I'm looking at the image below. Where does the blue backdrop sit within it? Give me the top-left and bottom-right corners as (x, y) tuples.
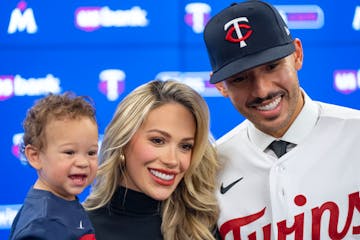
(1, 0), (360, 238)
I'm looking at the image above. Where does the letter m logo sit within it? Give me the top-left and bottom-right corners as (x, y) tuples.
(8, 8), (37, 34)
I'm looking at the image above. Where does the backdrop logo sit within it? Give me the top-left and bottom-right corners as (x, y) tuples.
(12, 133), (27, 165)
(184, 3), (211, 33)
(352, 6), (360, 30)
(155, 71), (221, 97)
(0, 74), (61, 101)
(98, 69), (125, 101)
(0, 205), (21, 229)
(333, 70), (360, 94)
(75, 6), (149, 32)
(275, 5), (324, 29)
(8, 0), (37, 34)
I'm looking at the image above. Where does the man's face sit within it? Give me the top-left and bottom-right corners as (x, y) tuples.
(215, 39), (304, 138)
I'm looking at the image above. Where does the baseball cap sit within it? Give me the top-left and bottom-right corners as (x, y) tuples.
(203, 0), (295, 84)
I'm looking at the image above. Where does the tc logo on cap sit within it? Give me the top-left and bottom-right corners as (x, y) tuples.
(224, 17), (253, 48)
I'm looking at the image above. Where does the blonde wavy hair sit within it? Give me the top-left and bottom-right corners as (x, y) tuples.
(83, 80), (219, 239)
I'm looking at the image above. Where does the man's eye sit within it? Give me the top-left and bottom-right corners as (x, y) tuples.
(267, 62), (278, 70)
(232, 76), (246, 82)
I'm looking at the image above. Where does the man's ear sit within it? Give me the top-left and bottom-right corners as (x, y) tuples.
(25, 145), (42, 170)
(293, 38), (304, 70)
(215, 82), (229, 97)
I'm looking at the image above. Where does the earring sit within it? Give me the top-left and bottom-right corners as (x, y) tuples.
(119, 153), (126, 171)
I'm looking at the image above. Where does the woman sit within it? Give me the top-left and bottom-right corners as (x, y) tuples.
(83, 80), (219, 240)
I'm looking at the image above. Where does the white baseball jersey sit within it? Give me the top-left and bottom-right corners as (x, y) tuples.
(216, 92), (360, 240)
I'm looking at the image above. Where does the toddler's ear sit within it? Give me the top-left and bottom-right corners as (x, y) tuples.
(25, 145), (42, 170)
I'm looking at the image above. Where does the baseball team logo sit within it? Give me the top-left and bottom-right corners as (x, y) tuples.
(224, 17), (253, 47)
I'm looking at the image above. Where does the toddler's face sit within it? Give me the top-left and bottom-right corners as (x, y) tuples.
(35, 117), (98, 200)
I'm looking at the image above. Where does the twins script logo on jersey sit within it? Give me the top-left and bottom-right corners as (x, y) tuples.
(224, 17), (253, 48)
(219, 192), (360, 240)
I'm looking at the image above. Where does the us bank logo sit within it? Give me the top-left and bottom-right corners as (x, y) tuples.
(0, 74), (61, 101)
(75, 6), (149, 32)
(184, 3), (211, 33)
(155, 71), (220, 97)
(275, 5), (324, 29)
(333, 70), (360, 94)
(8, 0), (38, 34)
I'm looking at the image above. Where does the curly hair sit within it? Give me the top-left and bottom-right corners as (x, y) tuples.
(22, 92), (97, 153)
(83, 80), (219, 239)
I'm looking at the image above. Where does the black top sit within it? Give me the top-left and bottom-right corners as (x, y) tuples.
(87, 186), (163, 240)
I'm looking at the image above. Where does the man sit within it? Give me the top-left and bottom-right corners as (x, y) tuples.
(203, 1), (360, 239)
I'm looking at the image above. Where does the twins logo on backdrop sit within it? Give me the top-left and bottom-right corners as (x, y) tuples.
(98, 69), (125, 101)
(184, 3), (211, 33)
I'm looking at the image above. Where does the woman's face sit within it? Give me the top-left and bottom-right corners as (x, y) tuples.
(122, 102), (196, 200)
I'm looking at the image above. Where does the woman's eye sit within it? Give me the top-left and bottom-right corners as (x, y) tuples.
(181, 143), (193, 151)
(150, 137), (165, 145)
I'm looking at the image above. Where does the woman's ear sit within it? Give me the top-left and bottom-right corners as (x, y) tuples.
(25, 145), (42, 170)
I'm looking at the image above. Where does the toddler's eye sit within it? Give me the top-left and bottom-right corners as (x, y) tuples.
(64, 150), (75, 155)
(88, 150), (98, 156)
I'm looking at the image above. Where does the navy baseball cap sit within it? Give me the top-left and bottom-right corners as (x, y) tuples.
(203, 0), (295, 84)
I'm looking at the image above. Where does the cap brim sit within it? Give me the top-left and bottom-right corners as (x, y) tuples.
(209, 42), (295, 84)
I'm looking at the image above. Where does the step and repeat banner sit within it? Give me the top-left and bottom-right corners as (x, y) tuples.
(1, 0), (360, 238)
